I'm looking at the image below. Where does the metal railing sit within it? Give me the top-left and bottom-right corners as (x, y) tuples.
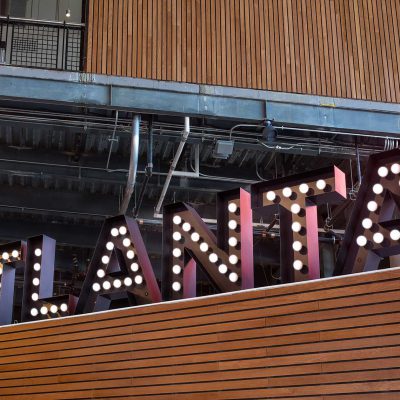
(0, 16), (84, 72)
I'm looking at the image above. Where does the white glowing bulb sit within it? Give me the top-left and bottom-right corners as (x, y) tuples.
(391, 164), (400, 174)
(40, 306), (48, 315)
(219, 264), (228, 274)
(130, 262), (139, 272)
(228, 220), (238, 230)
(101, 255), (110, 264)
(367, 201), (378, 212)
(127, 250), (135, 259)
(2, 252), (9, 260)
(293, 260), (303, 271)
(291, 204), (301, 214)
(50, 305), (58, 314)
(228, 237), (238, 247)
(282, 187), (292, 198)
(373, 184), (384, 195)
(373, 232), (384, 244)
(60, 303), (68, 312)
(182, 222), (191, 232)
(172, 281), (181, 292)
(292, 241), (302, 252)
(172, 265), (182, 274)
(30, 308), (38, 317)
(173, 248), (182, 258)
(102, 281), (111, 290)
(119, 226), (127, 235)
(390, 230), (400, 241)
(173, 232), (182, 241)
(124, 277), (133, 286)
(228, 203), (238, 213)
(34, 263), (41, 272)
(106, 242), (114, 251)
(173, 215), (182, 225)
(11, 250), (19, 258)
(229, 272), (239, 282)
(123, 238), (131, 247)
(31, 293), (39, 301)
(113, 279), (122, 289)
(111, 228), (119, 237)
(356, 235), (367, 247)
(97, 269), (105, 278)
(291, 222), (302, 233)
(229, 255), (239, 265)
(135, 275), (143, 285)
(299, 183), (309, 194)
(316, 179), (327, 190)
(378, 166), (389, 177)
(200, 242), (209, 252)
(32, 278), (40, 286)
(92, 283), (101, 292)
(362, 218), (373, 230)
(266, 191), (276, 201)
(191, 232), (200, 242)
(34, 249), (42, 257)
(209, 253), (218, 263)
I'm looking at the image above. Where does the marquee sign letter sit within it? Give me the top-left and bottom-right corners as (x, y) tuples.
(335, 149), (400, 275)
(162, 188), (253, 300)
(75, 216), (161, 314)
(252, 166), (346, 283)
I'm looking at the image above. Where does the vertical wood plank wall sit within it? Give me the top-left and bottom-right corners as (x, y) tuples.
(1, 268), (400, 398)
(85, 0), (400, 103)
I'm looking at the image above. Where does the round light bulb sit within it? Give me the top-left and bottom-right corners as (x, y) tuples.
(391, 164), (400, 174)
(50, 305), (58, 314)
(282, 187), (292, 198)
(113, 279), (122, 289)
(228, 220), (238, 230)
(200, 242), (209, 252)
(2, 252), (9, 260)
(124, 277), (133, 286)
(229, 255), (239, 265)
(378, 166), (389, 177)
(390, 229), (400, 241)
(102, 281), (111, 290)
(362, 218), (373, 230)
(367, 201), (378, 212)
(373, 232), (384, 244)
(34, 263), (41, 272)
(228, 237), (238, 247)
(172, 265), (182, 274)
(30, 308), (38, 317)
(292, 241), (302, 252)
(92, 283), (101, 292)
(266, 191), (276, 201)
(111, 228), (119, 237)
(229, 272), (239, 282)
(172, 248), (182, 258)
(123, 238), (131, 247)
(291, 222), (302, 233)
(209, 253), (218, 263)
(40, 306), (48, 315)
(316, 179), (327, 190)
(130, 262), (139, 272)
(34, 249), (42, 257)
(356, 235), (367, 247)
(228, 203), (238, 213)
(173, 215), (182, 225)
(293, 260), (303, 271)
(191, 232), (200, 242)
(182, 222), (191, 232)
(101, 255), (110, 264)
(97, 269), (105, 278)
(106, 242), (114, 251)
(218, 264), (228, 274)
(299, 183), (309, 194)
(119, 226), (127, 235)
(373, 184), (384, 195)
(127, 250), (135, 259)
(31, 293), (39, 301)
(134, 275), (143, 285)
(291, 204), (301, 214)
(173, 232), (182, 241)
(172, 281), (181, 292)
(32, 278), (40, 286)
(11, 250), (19, 258)
(60, 303), (68, 312)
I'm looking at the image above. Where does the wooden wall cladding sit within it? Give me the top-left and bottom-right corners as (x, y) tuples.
(85, 0), (400, 103)
(1, 268), (400, 398)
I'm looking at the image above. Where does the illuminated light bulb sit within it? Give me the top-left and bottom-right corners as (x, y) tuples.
(11, 250), (19, 258)
(34, 263), (41, 272)
(130, 262), (139, 272)
(2, 252), (9, 260)
(291, 222), (302, 233)
(124, 277), (133, 286)
(219, 264), (228, 274)
(0, 266), (2, 275)
(200, 242), (209, 252)
(229, 255), (239, 265)
(228, 237), (238, 247)
(373, 184), (384, 195)
(293, 260), (303, 271)
(66, 8), (71, 18)
(292, 241), (302, 252)
(111, 228), (119, 237)
(134, 275), (143, 285)
(391, 163), (400, 174)
(102, 281), (111, 290)
(50, 305), (58, 314)
(282, 187), (292, 198)
(123, 238), (131, 247)
(97, 269), (105, 278)
(101, 255), (110, 264)
(119, 226), (127, 235)
(378, 166), (389, 178)
(229, 272), (239, 282)
(40, 306), (48, 315)
(316, 180), (327, 190)
(367, 201), (378, 212)
(173, 232), (182, 241)
(30, 308), (38, 317)
(390, 229), (400, 241)
(31, 293), (39, 301)
(172, 248), (182, 258)
(92, 283), (101, 292)
(127, 250), (135, 259)
(228, 203), (238, 213)
(173, 215), (182, 225)
(172, 265), (182, 274)
(172, 281), (181, 292)
(266, 191), (276, 201)
(60, 303), (68, 312)
(299, 183), (309, 194)
(182, 222), (191, 232)
(209, 253), (218, 263)
(362, 218), (373, 230)
(228, 220), (238, 230)
(34, 249), (42, 257)
(106, 242), (114, 251)
(373, 232), (384, 244)
(291, 204), (301, 214)
(356, 235), (367, 247)
(113, 279), (122, 289)
(32, 278), (40, 286)
(191, 232), (200, 242)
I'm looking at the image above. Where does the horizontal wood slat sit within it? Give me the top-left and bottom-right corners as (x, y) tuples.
(85, 0), (400, 103)
(0, 268), (400, 398)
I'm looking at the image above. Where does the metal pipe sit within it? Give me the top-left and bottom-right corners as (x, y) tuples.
(155, 116), (190, 215)
(119, 115), (140, 214)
